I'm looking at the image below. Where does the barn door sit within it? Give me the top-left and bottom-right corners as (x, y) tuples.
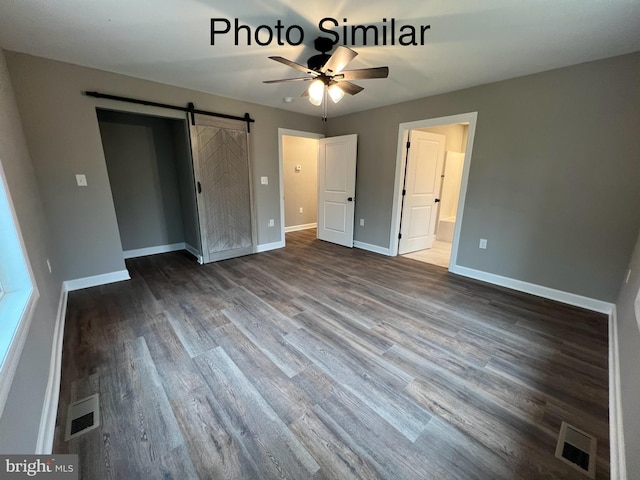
(189, 114), (256, 263)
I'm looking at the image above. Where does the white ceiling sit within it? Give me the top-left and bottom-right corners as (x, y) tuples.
(1, 0), (639, 117)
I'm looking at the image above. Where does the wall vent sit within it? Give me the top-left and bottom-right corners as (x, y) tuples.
(554, 421), (597, 478)
(65, 394), (100, 441)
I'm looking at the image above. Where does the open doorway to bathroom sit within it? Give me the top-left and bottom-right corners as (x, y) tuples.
(401, 124), (467, 267)
(278, 129), (324, 245)
(390, 112), (477, 270)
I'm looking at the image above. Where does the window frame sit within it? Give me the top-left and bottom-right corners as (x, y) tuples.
(0, 161), (39, 418)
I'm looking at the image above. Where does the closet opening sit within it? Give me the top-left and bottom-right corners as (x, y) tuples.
(96, 109), (202, 262)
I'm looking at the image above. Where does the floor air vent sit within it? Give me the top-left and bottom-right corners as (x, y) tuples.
(65, 394), (100, 441)
(554, 421), (597, 478)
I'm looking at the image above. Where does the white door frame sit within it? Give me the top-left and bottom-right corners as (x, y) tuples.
(278, 128), (325, 247)
(389, 112), (478, 271)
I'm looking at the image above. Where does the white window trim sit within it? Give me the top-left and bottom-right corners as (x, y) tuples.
(0, 162), (39, 418)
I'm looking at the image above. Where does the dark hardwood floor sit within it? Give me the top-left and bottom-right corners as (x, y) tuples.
(53, 229), (610, 479)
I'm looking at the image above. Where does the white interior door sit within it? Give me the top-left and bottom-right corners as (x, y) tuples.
(398, 130), (445, 255)
(190, 114), (256, 263)
(317, 134), (357, 247)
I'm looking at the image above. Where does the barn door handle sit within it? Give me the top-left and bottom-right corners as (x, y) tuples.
(347, 197), (354, 202)
(197, 181), (202, 194)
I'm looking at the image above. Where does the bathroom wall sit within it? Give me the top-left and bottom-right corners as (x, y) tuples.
(417, 124), (467, 153)
(417, 124), (468, 240)
(440, 151), (465, 220)
(283, 135), (318, 229)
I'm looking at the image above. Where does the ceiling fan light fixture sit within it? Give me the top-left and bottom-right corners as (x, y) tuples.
(328, 84), (344, 103)
(308, 79), (325, 105)
(265, 38), (389, 118)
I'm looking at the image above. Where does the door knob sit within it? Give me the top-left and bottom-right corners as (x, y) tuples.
(434, 198), (440, 203)
(347, 197), (354, 202)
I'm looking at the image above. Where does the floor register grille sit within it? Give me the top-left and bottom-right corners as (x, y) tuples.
(555, 421), (597, 478)
(65, 394), (100, 441)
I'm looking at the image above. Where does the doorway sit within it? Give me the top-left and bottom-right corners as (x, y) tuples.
(278, 129), (324, 245)
(97, 109), (202, 261)
(278, 129), (358, 249)
(390, 112), (478, 271)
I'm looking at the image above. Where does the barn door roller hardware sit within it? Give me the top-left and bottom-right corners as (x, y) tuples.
(83, 91), (255, 132)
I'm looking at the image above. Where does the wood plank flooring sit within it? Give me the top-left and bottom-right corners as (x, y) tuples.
(53, 229), (610, 479)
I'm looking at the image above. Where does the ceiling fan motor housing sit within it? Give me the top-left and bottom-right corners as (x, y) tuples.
(307, 37), (335, 71)
(314, 36), (334, 53)
(307, 53), (331, 72)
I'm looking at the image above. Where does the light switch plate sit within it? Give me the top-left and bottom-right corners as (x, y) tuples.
(261, 176), (268, 185)
(479, 238), (487, 249)
(76, 174), (87, 187)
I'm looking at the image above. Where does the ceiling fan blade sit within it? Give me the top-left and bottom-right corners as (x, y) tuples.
(321, 46), (357, 74)
(268, 56), (316, 75)
(263, 77), (313, 84)
(336, 81), (364, 95)
(337, 66), (389, 81)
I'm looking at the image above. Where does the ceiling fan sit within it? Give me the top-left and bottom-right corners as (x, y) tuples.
(264, 37), (389, 119)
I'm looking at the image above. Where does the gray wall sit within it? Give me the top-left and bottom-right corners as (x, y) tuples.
(283, 135), (318, 228)
(615, 228), (640, 476)
(0, 48), (62, 452)
(327, 52), (640, 302)
(5, 51), (325, 281)
(97, 110), (186, 252)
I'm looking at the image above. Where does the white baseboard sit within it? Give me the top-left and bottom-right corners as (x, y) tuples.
(608, 306), (627, 479)
(184, 243), (203, 264)
(256, 240), (285, 253)
(449, 265), (614, 314)
(36, 285), (68, 454)
(123, 242), (185, 259)
(63, 269), (130, 292)
(284, 223), (317, 233)
(354, 240), (391, 256)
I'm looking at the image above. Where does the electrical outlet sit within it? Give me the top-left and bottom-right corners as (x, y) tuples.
(261, 176), (268, 185)
(268, 219), (274, 227)
(299, 207), (303, 214)
(359, 219), (365, 226)
(479, 238), (487, 249)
